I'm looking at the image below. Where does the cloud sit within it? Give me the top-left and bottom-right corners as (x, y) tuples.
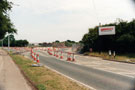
(10, 0), (91, 14)
(9, 0), (135, 43)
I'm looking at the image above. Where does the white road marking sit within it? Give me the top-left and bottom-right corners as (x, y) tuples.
(30, 51), (96, 89)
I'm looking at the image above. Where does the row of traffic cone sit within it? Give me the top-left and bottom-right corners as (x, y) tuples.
(53, 51), (63, 59)
(47, 48), (75, 61)
(31, 50), (40, 63)
(47, 49), (64, 59)
(39, 48), (75, 62)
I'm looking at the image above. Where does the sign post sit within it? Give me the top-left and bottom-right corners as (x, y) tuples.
(99, 26), (116, 57)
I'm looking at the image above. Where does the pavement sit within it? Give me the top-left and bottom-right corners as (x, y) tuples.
(24, 50), (135, 90)
(0, 49), (32, 90)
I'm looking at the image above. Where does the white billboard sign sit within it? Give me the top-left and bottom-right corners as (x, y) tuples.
(99, 26), (115, 35)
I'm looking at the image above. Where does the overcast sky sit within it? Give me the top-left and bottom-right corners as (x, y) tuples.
(9, 0), (135, 43)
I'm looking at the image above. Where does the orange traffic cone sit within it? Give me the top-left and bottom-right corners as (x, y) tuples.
(37, 54), (40, 63)
(67, 53), (71, 61)
(34, 53), (37, 61)
(60, 52), (63, 59)
(72, 53), (75, 61)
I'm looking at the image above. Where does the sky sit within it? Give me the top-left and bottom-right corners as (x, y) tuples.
(9, 0), (135, 43)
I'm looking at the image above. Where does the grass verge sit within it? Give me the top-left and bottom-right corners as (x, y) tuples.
(84, 52), (135, 63)
(10, 54), (89, 90)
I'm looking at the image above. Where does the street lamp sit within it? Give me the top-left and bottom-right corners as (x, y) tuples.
(0, 33), (10, 51)
(2, 39), (3, 47)
(0, 38), (5, 48)
(0, 39), (3, 48)
(8, 33), (10, 52)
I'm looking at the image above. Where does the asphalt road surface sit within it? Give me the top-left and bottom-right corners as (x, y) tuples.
(27, 51), (135, 90)
(39, 50), (135, 78)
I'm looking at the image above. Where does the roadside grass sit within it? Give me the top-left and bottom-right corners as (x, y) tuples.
(84, 52), (135, 63)
(10, 54), (88, 90)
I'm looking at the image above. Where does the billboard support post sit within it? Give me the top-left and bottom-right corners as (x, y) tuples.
(98, 25), (116, 55)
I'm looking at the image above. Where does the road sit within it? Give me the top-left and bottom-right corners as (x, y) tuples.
(26, 51), (135, 90)
(75, 55), (135, 78)
(39, 50), (135, 78)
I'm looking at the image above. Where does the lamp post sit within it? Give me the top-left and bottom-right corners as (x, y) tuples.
(8, 33), (10, 52)
(1, 38), (5, 48)
(2, 39), (3, 47)
(0, 33), (10, 51)
(0, 39), (3, 48)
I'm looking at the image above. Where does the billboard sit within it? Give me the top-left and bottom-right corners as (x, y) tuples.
(99, 26), (115, 35)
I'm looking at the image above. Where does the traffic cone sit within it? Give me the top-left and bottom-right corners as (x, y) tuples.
(54, 51), (56, 56)
(34, 53), (37, 61)
(56, 51), (59, 57)
(31, 51), (33, 57)
(37, 54), (40, 63)
(32, 52), (34, 59)
(50, 51), (53, 55)
(72, 53), (75, 61)
(67, 53), (71, 61)
(60, 52), (63, 59)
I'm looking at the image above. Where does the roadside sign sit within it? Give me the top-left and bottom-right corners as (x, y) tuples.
(99, 26), (115, 35)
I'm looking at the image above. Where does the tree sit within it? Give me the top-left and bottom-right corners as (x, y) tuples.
(65, 40), (76, 47)
(0, 34), (29, 47)
(55, 40), (60, 43)
(81, 19), (135, 53)
(0, 0), (16, 39)
(15, 40), (29, 47)
(2, 34), (15, 46)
